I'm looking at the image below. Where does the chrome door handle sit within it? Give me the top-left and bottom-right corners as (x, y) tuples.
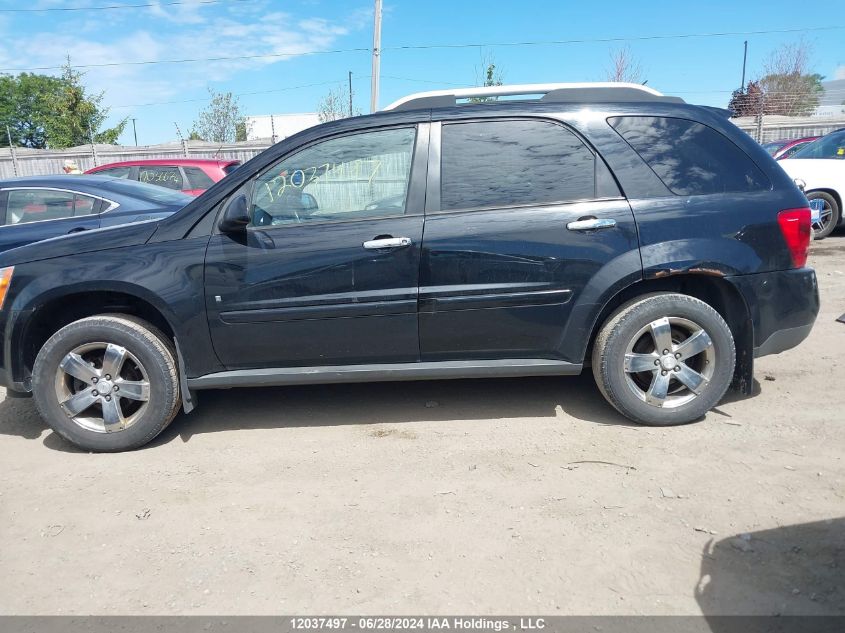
(363, 237), (412, 250)
(566, 218), (617, 231)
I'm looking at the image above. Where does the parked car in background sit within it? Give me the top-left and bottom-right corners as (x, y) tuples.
(0, 176), (190, 253)
(0, 83), (819, 452)
(761, 136), (820, 161)
(86, 158), (240, 196)
(779, 128), (845, 239)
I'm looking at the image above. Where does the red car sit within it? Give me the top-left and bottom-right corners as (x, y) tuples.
(761, 136), (820, 161)
(86, 158), (240, 196)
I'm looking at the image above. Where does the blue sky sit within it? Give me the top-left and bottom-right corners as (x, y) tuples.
(1, 0), (843, 145)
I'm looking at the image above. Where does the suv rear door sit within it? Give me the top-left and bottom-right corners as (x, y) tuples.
(419, 116), (641, 363)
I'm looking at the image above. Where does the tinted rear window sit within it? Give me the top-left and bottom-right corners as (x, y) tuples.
(609, 116), (770, 196)
(99, 178), (192, 205)
(184, 167), (215, 189)
(440, 119), (596, 210)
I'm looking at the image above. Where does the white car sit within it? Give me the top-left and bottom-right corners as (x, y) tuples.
(779, 128), (845, 239)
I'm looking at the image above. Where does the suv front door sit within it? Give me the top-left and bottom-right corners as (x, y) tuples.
(419, 117), (641, 363)
(204, 124), (428, 370)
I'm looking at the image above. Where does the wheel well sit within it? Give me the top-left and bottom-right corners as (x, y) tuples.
(586, 275), (753, 392)
(21, 291), (175, 379)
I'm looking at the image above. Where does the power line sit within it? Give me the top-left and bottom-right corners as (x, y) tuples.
(0, 47), (371, 72)
(111, 80), (348, 109)
(0, 0), (251, 12)
(382, 25), (845, 51)
(112, 75), (472, 110)
(108, 79), (845, 111)
(2, 25), (844, 74)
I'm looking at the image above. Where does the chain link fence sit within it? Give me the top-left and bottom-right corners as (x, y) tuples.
(731, 115), (845, 143)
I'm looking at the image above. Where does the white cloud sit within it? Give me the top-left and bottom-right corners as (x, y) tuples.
(835, 65), (845, 80)
(147, 0), (209, 25)
(0, 6), (363, 113)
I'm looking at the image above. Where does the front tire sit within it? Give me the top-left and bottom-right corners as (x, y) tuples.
(807, 191), (840, 240)
(592, 293), (735, 426)
(32, 315), (180, 452)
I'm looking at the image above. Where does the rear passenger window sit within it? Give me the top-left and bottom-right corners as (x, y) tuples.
(96, 166), (132, 179)
(184, 167), (215, 190)
(440, 120), (597, 210)
(139, 166), (184, 190)
(609, 116), (770, 196)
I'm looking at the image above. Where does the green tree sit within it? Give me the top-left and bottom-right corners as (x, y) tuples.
(469, 52), (504, 103)
(45, 59), (127, 148)
(235, 119), (250, 142)
(192, 89), (247, 143)
(728, 80), (764, 117)
(317, 84), (358, 123)
(727, 42), (824, 117)
(0, 73), (65, 148)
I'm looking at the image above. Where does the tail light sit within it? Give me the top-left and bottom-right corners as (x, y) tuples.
(777, 208), (811, 268)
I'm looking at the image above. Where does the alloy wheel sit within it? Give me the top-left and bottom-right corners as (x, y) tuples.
(54, 342), (151, 433)
(623, 316), (716, 409)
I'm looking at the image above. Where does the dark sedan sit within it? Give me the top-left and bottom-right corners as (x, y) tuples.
(0, 175), (191, 253)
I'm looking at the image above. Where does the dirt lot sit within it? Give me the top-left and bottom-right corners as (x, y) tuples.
(1, 236), (843, 617)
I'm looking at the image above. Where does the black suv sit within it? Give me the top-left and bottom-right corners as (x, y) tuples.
(0, 84), (819, 451)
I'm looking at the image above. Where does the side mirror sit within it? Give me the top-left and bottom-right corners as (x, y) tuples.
(218, 194), (250, 233)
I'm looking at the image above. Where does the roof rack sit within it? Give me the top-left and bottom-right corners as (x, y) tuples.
(382, 82), (684, 111)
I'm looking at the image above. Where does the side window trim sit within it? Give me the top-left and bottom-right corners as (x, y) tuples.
(429, 116), (618, 214)
(243, 123), (427, 231)
(0, 191), (8, 226)
(0, 187), (118, 225)
(178, 167), (190, 190)
(425, 121), (441, 214)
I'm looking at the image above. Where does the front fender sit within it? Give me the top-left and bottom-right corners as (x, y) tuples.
(3, 237), (219, 388)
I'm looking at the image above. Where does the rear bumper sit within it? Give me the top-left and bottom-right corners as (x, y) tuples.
(727, 267), (819, 358)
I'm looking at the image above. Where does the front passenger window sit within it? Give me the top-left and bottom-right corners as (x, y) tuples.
(249, 127), (416, 227)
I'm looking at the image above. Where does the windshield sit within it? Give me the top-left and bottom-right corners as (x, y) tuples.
(791, 130), (845, 159)
(99, 178), (193, 205)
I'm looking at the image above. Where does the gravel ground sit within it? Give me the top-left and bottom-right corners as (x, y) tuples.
(1, 235), (843, 616)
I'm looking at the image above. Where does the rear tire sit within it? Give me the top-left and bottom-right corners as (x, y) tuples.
(807, 191), (840, 240)
(592, 293), (735, 426)
(32, 315), (180, 452)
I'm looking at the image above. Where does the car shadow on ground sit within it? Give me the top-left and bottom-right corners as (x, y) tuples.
(695, 517), (845, 620)
(151, 373), (639, 447)
(0, 373), (764, 452)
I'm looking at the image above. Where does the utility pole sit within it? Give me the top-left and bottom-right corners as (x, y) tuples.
(348, 71), (354, 117)
(741, 40), (748, 90)
(6, 125), (19, 177)
(370, 0), (382, 113)
(131, 118), (138, 146)
(88, 124), (100, 168)
(174, 122), (188, 157)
